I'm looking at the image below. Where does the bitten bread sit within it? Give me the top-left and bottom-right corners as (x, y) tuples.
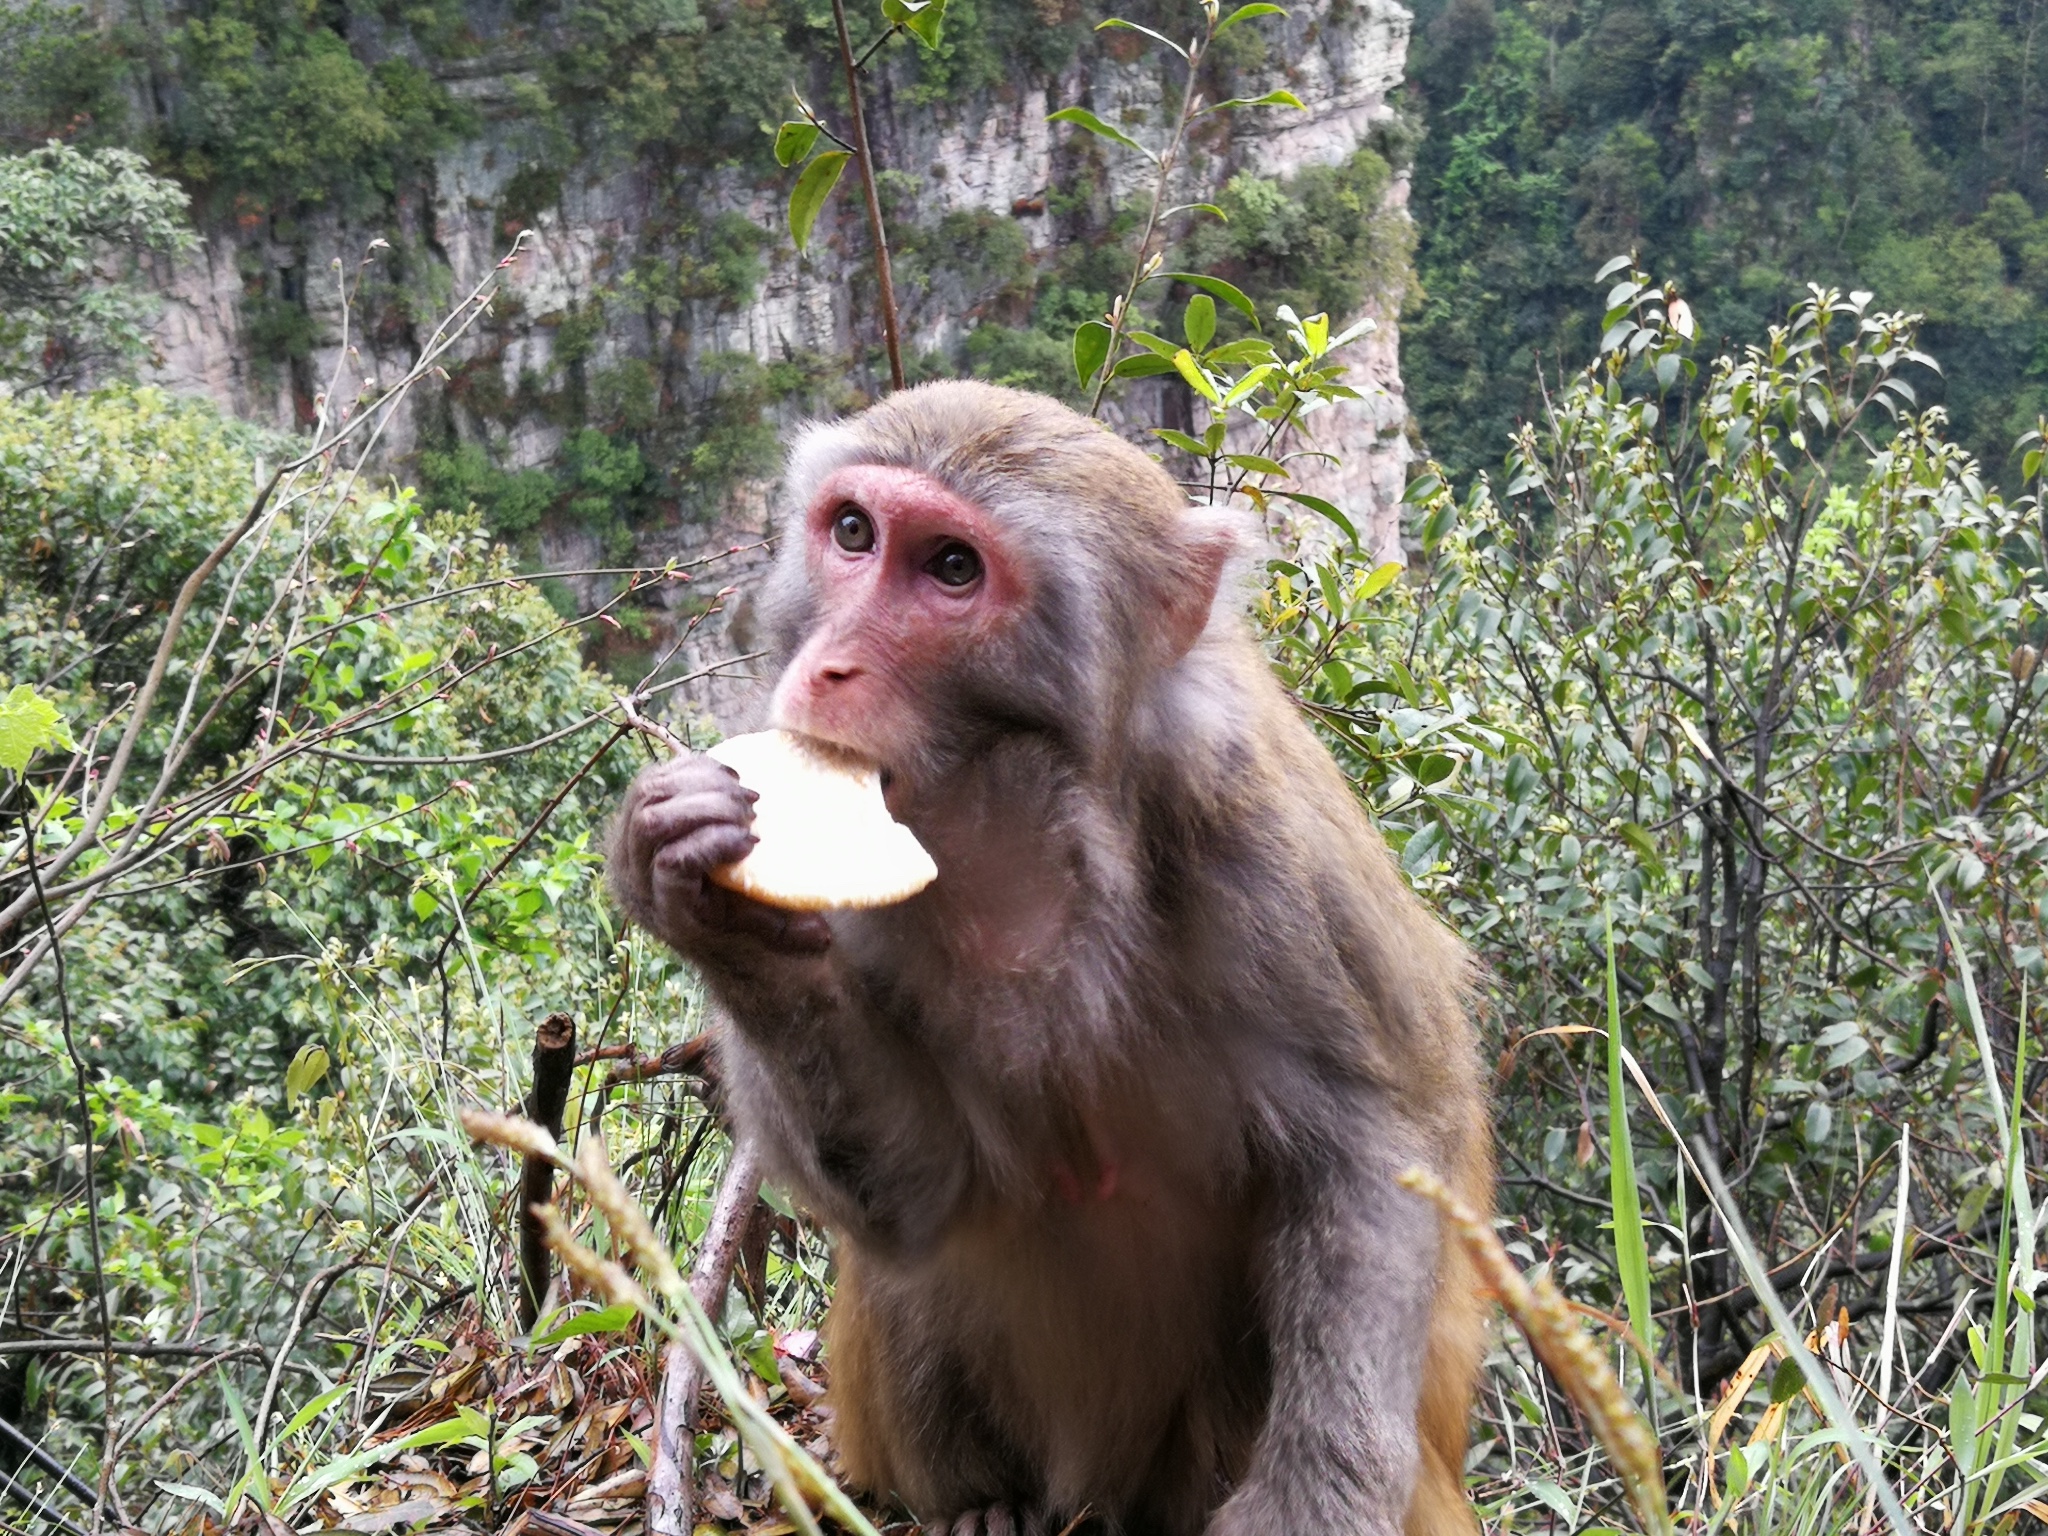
(705, 729), (937, 911)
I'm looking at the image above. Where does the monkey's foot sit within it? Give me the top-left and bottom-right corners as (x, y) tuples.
(922, 1505), (1045, 1536)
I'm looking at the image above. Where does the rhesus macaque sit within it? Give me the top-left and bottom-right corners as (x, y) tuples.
(610, 382), (1492, 1536)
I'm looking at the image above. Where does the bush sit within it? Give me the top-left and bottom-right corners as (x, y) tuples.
(0, 384), (685, 1493)
(1266, 267), (2048, 1523)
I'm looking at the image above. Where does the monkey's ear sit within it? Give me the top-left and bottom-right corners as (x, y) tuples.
(1158, 509), (1242, 663)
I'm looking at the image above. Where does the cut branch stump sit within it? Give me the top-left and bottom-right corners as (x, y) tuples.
(519, 1012), (577, 1331)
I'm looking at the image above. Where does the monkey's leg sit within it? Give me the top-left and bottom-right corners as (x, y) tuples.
(826, 1250), (1045, 1532)
(1203, 1140), (1444, 1536)
(1405, 1230), (1485, 1536)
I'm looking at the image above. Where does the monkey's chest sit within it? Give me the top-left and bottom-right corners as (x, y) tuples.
(925, 1166), (1265, 1512)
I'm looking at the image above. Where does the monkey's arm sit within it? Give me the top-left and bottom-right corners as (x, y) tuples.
(611, 754), (975, 1251)
(1209, 1123), (1442, 1536)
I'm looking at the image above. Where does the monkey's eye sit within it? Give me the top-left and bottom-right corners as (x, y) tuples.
(925, 541), (983, 589)
(831, 506), (876, 553)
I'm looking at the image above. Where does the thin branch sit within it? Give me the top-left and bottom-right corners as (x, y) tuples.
(9, 797), (120, 1534)
(252, 1258), (368, 1458)
(830, 0), (905, 391)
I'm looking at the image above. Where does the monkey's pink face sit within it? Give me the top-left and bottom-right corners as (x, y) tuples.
(769, 464), (1026, 771)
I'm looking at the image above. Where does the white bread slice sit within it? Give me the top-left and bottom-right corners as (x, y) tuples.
(705, 729), (937, 911)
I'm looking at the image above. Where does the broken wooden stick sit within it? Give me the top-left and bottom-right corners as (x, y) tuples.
(647, 1131), (766, 1536)
(519, 1012), (577, 1331)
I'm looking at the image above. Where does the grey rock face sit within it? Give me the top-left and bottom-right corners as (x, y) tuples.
(144, 0), (1413, 724)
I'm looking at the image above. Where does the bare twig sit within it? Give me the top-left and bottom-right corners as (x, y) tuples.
(252, 1259), (368, 1458)
(7, 799), (121, 1534)
(0, 1339), (268, 1359)
(648, 1130), (767, 1536)
(618, 693), (690, 757)
(1085, 26), (1210, 417)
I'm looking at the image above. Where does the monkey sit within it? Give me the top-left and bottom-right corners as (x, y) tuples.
(610, 380), (1492, 1536)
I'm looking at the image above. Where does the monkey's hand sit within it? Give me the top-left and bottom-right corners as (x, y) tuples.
(611, 754), (833, 958)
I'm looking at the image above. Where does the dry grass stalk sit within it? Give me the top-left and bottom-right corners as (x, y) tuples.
(574, 1128), (687, 1304)
(531, 1201), (659, 1317)
(1398, 1165), (1673, 1536)
(460, 1107), (563, 1165)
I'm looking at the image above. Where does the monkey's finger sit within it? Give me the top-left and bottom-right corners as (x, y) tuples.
(651, 823), (757, 884)
(707, 886), (833, 954)
(630, 754), (753, 812)
(635, 786), (758, 850)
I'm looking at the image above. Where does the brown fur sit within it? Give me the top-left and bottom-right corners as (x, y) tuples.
(610, 382), (1493, 1536)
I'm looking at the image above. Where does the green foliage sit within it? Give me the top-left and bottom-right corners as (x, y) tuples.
(1267, 264), (2048, 1525)
(161, 3), (473, 210)
(418, 440), (562, 537)
(889, 0), (1090, 103)
(0, 383), (694, 1498)
(0, 1), (132, 146)
(0, 141), (198, 387)
(1404, 0), (2048, 486)
(1185, 146), (1412, 325)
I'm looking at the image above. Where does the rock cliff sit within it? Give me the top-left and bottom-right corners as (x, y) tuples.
(144, 0), (1414, 719)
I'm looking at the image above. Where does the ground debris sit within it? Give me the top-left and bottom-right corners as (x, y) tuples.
(177, 1307), (906, 1536)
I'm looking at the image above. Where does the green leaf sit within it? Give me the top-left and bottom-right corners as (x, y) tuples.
(788, 150), (852, 253)
(1616, 821), (1665, 878)
(1111, 352), (1177, 379)
(1206, 337), (1275, 365)
(773, 120), (821, 167)
(156, 1484), (228, 1516)
(1803, 1099), (1833, 1146)
(276, 1382), (352, 1445)
(285, 1044), (330, 1108)
(883, 0), (947, 48)
(0, 683), (74, 772)
(1221, 362), (1278, 405)
(1205, 89), (1306, 113)
(1047, 107), (1150, 157)
(1524, 1480), (1579, 1524)
(1073, 320), (1113, 386)
(1152, 272), (1260, 328)
(1226, 452), (1287, 476)
(1172, 348), (1222, 404)
(1213, 2), (1287, 38)
(1183, 292), (1217, 352)
(1274, 490), (1358, 545)
(1359, 561), (1402, 599)
(1770, 1355), (1806, 1405)
(1093, 16), (1188, 57)
(1400, 820), (1444, 875)
(530, 1302), (638, 1349)
(1153, 429), (1212, 455)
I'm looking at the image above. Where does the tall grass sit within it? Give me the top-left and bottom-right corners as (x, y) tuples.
(1468, 906), (2044, 1535)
